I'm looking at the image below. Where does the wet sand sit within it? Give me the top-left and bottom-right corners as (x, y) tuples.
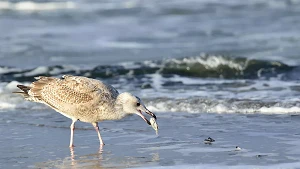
(1, 109), (300, 168)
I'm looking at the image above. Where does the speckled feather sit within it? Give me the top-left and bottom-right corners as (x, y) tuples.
(24, 75), (123, 122)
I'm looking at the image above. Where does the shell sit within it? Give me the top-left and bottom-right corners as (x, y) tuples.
(150, 117), (158, 135)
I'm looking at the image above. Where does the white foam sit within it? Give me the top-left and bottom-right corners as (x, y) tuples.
(118, 62), (141, 69)
(145, 98), (300, 115)
(148, 74), (164, 90)
(1, 77), (300, 115)
(147, 74), (299, 102)
(143, 60), (161, 68)
(0, 81), (42, 110)
(259, 106), (300, 114)
(171, 54), (244, 71)
(169, 75), (247, 85)
(4, 81), (20, 92)
(0, 102), (16, 109)
(23, 66), (48, 77)
(2, 87), (300, 114)
(0, 67), (20, 74)
(0, 1), (76, 11)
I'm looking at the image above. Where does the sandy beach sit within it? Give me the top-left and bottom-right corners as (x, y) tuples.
(1, 108), (300, 168)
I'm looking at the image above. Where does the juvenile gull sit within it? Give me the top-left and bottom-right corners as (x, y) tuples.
(14, 75), (156, 147)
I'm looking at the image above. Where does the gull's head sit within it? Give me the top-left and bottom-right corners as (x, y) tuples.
(117, 92), (156, 125)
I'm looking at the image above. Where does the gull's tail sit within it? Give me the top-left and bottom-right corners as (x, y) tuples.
(13, 85), (31, 99)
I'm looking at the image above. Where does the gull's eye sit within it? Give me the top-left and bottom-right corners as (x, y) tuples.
(136, 103), (140, 107)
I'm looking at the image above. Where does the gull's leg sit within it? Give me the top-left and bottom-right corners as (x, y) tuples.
(69, 119), (77, 147)
(92, 122), (105, 145)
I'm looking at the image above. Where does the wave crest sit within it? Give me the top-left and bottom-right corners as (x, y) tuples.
(146, 97), (300, 114)
(161, 54), (293, 79)
(0, 54), (297, 82)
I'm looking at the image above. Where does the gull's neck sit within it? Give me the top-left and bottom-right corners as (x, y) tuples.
(112, 92), (130, 118)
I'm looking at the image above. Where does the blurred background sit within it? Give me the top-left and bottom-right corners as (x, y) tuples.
(1, 0), (300, 69)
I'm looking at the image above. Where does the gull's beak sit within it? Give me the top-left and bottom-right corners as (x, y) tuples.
(137, 110), (151, 125)
(145, 108), (156, 120)
(136, 105), (156, 125)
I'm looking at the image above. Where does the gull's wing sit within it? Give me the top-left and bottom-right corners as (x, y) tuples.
(27, 75), (119, 111)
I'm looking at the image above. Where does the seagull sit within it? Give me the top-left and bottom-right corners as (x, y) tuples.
(14, 75), (156, 147)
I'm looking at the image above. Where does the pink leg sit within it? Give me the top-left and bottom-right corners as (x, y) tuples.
(92, 122), (105, 145)
(69, 120), (76, 147)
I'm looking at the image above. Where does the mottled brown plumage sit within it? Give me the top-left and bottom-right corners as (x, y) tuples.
(15, 75), (156, 147)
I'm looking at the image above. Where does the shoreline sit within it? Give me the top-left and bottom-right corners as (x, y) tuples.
(1, 110), (300, 168)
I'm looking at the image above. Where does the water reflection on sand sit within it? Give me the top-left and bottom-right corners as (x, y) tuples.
(34, 144), (160, 169)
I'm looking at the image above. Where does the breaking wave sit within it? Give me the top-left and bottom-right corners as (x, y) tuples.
(147, 97), (300, 114)
(0, 54), (297, 82)
(1, 54), (300, 114)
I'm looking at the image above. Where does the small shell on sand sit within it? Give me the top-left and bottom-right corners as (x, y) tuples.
(150, 117), (158, 135)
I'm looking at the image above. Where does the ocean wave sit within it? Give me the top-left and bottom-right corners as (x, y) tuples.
(0, 1), (76, 11)
(0, 54), (297, 82)
(0, 66), (21, 74)
(161, 54), (294, 79)
(146, 98), (300, 114)
(0, 65), (81, 82)
(2, 89), (300, 114)
(0, 81), (40, 110)
(2, 76), (300, 114)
